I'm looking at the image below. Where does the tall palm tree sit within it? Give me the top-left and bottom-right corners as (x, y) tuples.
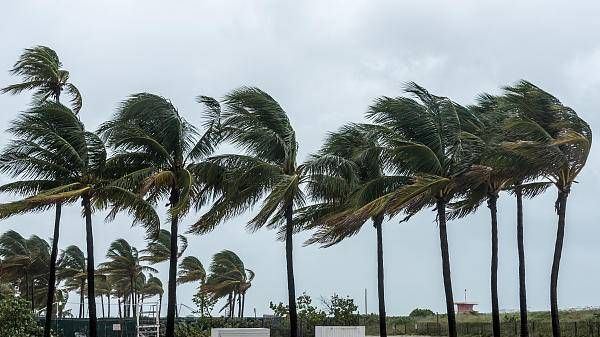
(299, 124), (409, 337)
(450, 92), (552, 337)
(202, 250), (254, 318)
(191, 88), (304, 335)
(0, 102), (159, 337)
(1, 45), (83, 337)
(328, 83), (482, 337)
(140, 229), (188, 265)
(98, 93), (221, 337)
(99, 239), (157, 318)
(57, 245), (87, 318)
(501, 81), (592, 337)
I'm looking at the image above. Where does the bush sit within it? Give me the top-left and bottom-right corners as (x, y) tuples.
(409, 308), (435, 318)
(0, 293), (42, 337)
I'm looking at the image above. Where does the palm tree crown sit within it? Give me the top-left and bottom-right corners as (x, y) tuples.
(1, 46), (82, 112)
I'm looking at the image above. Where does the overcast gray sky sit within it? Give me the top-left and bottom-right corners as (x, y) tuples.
(1, 0), (599, 317)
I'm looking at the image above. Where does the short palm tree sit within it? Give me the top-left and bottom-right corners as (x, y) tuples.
(99, 239), (157, 318)
(177, 256), (208, 316)
(202, 250), (254, 318)
(0, 102), (159, 337)
(57, 245), (87, 318)
(98, 93), (221, 337)
(1, 45), (83, 337)
(0, 230), (50, 311)
(192, 88), (303, 334)
(300, 123), (409, 337)
(140, 229), (188, 265)
(142, 274), (164, 316)
(501, 81), (592, 337)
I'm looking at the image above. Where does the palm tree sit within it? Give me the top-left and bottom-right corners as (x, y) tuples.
(142, 274), (164, 317)
(98, 93), (221, 337)
(95, 273), (112, 318)
(202, 250), (254, 318)
(140, 229), (188, 265)
(177, 256), (207, 316)
(299, 124), (409, 337)
(191, 88), (304, 335)
(1, 45), (83, 337)
(57, 245), (87, 318)
(0, 230), (50, 311)
(328, 83), (482, 337)
(501, 81), (592, 337)
(99, 239), (157, 318)
(0, 102), (159, 337)
(1, 45), (82, 111)
(449, 92), (552, 337)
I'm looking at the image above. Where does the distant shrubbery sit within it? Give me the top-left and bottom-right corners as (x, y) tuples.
(410, 308), (435, 318)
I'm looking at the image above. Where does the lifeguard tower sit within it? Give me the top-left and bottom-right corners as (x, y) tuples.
(455, 289), (477, 313)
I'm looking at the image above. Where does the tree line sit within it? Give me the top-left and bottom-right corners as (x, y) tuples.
(0, 46), (592, 337)
(0, 229), (253, 319)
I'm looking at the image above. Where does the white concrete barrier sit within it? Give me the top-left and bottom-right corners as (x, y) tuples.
(211, 328), (270, 337)
(315, 326), (365, 337)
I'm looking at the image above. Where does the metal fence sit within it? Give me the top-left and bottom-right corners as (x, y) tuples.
(46, 317), (600, 337)
(387, 320), (600, 337)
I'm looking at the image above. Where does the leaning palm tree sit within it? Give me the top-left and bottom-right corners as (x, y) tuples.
(57, 245), (87, 318)
(191, 88), (304, 335)
(1, 45), (83, 337)
(299, 124), (409, 337)
(1, 45), (82, 112)
(98, 93), (221, 337)
(142, 274), (164, 316)
(0, 102), (160, 337)
(501, 81), (592, 337)
(177, 256), (207, 316)
(202, 250), (254, 318)
(0, 230), (50, 311)
(450, 92), (552, 337)
(140, 229), (188, 265)
(326, 83), (482, 337)
(99, 239), (157, 318)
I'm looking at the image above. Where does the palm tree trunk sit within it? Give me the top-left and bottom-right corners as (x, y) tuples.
(373, 213), (387, 337)
(43, 204), (61, 337)
(515, 183), (529, 337)
(242, 293), (246, 318)
(227, 293), (233, 318)
(30, 276), (35, 311)
(284, 203), (298, 337)
(166, 186), (180, 337)
(131, 277), (137, 318)
(436, 198), (456, 337)
(551, 188), (569, 337)
(487, 194), (501, 337)
(24, 271), (29, 305)
(108, 294), (111, 318)
(79, 284), (84, 318)
(101, 294), (105, 318)
(159, 294), (162, 318)
(118, 297), (122, 318)
(238, 292), (242, 318)
(83, 195), (98, 337)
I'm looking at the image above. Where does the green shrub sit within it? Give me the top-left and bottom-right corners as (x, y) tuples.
(0, 293), (42, 337)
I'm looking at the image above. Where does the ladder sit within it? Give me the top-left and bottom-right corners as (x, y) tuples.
(136, 302), (160, 337)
